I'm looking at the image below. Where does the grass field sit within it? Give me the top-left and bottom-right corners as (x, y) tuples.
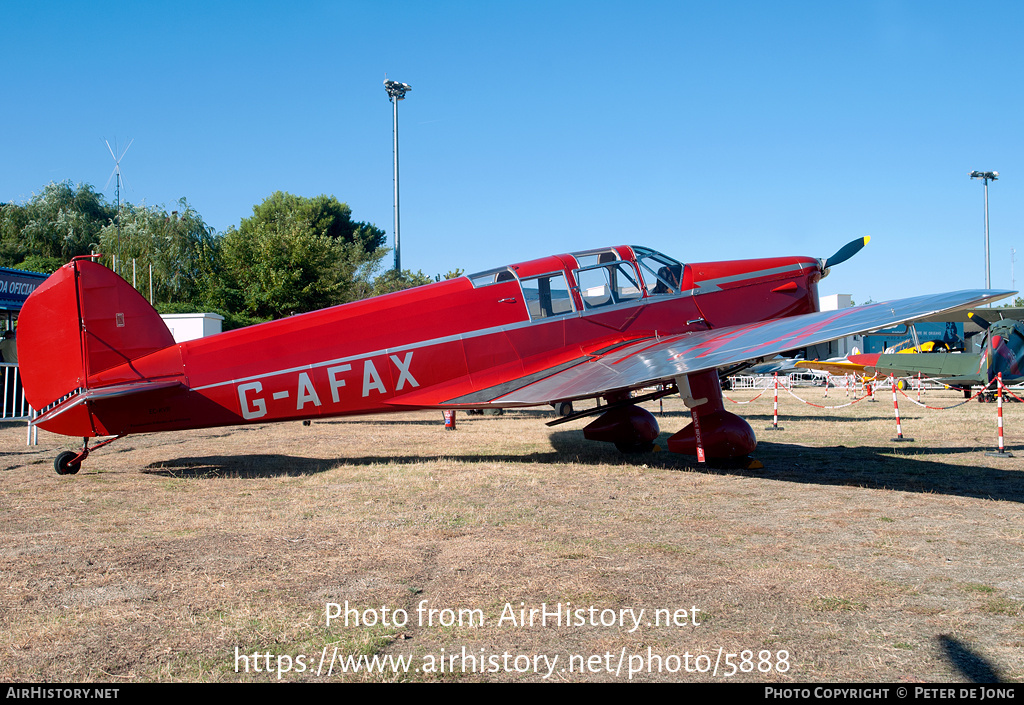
(1, 386), (1022, 682)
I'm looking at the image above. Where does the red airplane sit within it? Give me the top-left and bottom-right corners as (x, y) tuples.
(18, 240), (1009, 474)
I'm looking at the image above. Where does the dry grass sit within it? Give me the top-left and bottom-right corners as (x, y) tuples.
(2, 387), (1023, 682)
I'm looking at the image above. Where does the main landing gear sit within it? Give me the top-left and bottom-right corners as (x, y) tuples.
(579, 370), (758, 461)
(665, 370), (756, 458)
(583, 404), (660, 453)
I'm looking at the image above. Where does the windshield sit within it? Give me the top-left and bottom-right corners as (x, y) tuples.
(632, 246), (685, 295)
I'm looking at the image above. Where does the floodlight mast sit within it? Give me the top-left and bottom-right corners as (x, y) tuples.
(969, 170), (999, 289)
(385, 79), (411, 272)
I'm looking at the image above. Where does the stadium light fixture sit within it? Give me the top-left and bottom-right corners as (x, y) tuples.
(385, 80), (412, 272)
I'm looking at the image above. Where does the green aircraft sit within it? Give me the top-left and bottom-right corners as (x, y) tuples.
(844, 313), (1024, 395)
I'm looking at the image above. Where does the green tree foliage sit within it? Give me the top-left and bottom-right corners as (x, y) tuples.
(97, 198), (222, 307)
(220, 192), (388, 319)
(436, 268), (465, 282)
(372, 268), (433, 296)
(0, 181), (114, 268)
(11, 254), (65, 275)
(3, 183), (461, 327)
(237, 191), (386, 253)
(154, 301), (266, 332)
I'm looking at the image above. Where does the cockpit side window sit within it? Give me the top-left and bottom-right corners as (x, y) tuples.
(468, 267), (516, 287)
(520, 272), (575, 319)
(575, 262), (643, 309)
(572, 249), (620, 269)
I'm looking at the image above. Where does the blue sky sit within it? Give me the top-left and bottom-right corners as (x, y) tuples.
(2, 1), (1021, 303)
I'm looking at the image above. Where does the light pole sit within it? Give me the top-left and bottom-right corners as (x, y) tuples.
(385, 79), (411, 272)
(969, 170), (999, 289)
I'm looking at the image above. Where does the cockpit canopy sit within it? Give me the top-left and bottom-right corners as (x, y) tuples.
(466, 246), (687, 320)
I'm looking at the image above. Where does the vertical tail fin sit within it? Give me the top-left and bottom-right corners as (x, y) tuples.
(18, 258), (175, 411)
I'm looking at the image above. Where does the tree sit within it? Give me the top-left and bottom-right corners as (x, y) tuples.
(0, 181), (114, 268)
(3, 183), (452, 326)
(371, 268), (433, 297)
(237, 191), (385, 253)
(436, 268), (465, 282)
(220, 192), (387, 319)
(97, 198), (221, 306)
(13, 254), (65, 274)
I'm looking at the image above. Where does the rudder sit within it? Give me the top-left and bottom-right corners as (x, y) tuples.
(18, 258), (175, 411)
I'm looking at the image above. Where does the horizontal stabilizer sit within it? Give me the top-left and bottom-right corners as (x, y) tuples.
(32, 380), (184, 428)
(794, 359), (871, 376)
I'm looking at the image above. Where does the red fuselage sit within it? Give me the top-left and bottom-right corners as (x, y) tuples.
(25, 246), (821, 438)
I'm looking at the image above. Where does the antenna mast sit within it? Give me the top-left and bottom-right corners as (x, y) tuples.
(105, 138), (133, 273)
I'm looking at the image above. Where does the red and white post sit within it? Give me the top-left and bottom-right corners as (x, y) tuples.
(987, 373), (1013, 457)
(765, 372), (784, 431)
(891, 375), (912, 442)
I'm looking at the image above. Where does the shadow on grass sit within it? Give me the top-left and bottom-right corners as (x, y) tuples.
(571, 408), (927, 423)
(737, 412), (926, 423)
(938, 634), (1003, 683)
(314, 409), (560, 426)
(735, 439), (1024, 502)
(142, 454), (341, 478)
(140, 428), (1024, 503)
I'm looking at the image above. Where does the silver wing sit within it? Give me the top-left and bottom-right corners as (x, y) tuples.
(481, 289), (1013, 405)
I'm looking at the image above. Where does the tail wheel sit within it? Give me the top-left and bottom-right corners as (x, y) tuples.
(54, 451), (81, 475)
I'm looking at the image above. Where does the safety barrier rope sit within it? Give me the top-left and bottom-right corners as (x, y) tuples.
(727, 377), (1001, 413)
(724, 388), (767, 404)
(782, 385), (872, 409)
(716, 374), (1016, 456)
(896, 378), (996, 410)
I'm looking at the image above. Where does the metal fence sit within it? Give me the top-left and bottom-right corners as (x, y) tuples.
(726, 373), (829, 389)
(0, 363), (29, 419)
(0, 364), (45, 445)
